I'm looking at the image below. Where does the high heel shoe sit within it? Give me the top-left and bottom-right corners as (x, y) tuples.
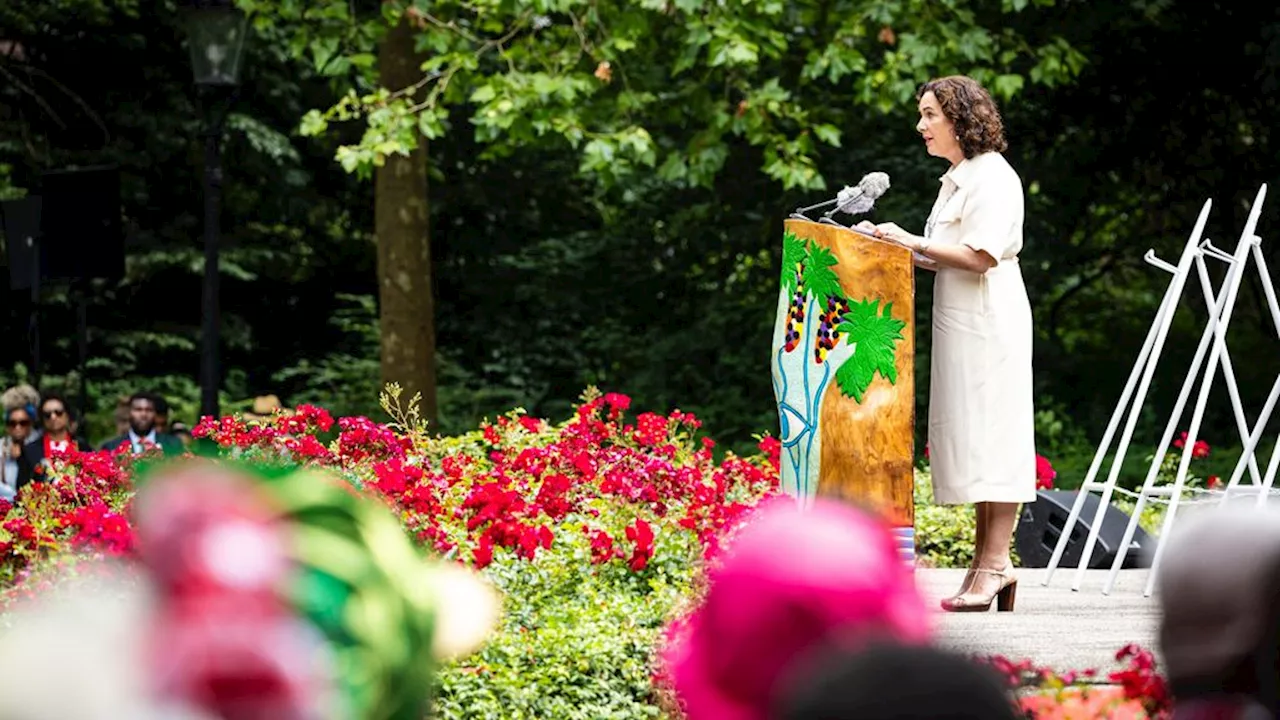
(945, 562), (978, 603)
(940, 565), (1017, 613)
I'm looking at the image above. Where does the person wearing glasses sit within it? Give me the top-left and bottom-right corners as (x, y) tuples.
(17, 394), (91, 490)
(0, 405), (36, 500)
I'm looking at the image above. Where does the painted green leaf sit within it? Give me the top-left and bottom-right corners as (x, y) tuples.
(781, 230), (807, 294)
(834, 299), (907, 402)
(803, 243), (842, 301)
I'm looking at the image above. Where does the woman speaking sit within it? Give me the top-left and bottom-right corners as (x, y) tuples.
(866, 75), (1036, 613)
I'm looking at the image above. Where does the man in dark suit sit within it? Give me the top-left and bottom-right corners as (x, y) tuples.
(99, 392), (185, 457)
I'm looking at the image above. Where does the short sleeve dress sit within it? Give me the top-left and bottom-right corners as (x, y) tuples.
(923, 151), (1037, 506)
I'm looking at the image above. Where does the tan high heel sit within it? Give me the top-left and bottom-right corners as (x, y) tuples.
(940, 565), (1017, 613)
(945, 561), (978, 602)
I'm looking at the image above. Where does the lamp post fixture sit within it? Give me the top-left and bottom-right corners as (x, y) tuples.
(182, 0), (247, 421)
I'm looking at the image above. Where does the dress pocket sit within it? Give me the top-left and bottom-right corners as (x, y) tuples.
(935, 199), (964, 226)
(925, 190), (964, 238)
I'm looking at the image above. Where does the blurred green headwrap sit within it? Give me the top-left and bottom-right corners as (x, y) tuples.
(134, 458), (475, 720)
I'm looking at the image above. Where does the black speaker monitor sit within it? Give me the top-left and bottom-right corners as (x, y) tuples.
(0, 196), (41, 291)
(40, 165), (124, 282)
(1015, 489), (1153, 570)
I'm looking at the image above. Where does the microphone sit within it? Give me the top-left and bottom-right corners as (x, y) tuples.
(827, 172), (891, 218)
(789, 172), (892, 228)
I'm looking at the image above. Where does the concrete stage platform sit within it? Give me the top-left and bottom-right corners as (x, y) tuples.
(916, 568), (1161, 672)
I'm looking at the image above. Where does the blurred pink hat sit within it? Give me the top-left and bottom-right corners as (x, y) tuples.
(659, 496), (931, 720)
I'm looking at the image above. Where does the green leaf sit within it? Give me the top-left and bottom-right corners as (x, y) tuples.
(418, 108), (446, 139)
(299, 109), (328, 137)
(802, 243), (841, 301)
(992, 74), (1025, 99)
(781, 230), (806, 293)
(834, 299), (907, 402)
(813, 124), (841, 147)
(310, 37), (340, 73)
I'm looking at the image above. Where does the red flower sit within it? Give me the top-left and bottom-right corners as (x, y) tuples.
(602, 393), (631, 419)
(584, 527), (616, 564)
(1036, 455), (1056, 490)
(757, 436), (780, 472)
(625, 518), (655, 572)
(482, 424), (502, 446)
(472, 536), (494, 569)
(1172, 431), (1211, 459)
(632, 413), (669, 446)
(1106, 644), (1171, 716)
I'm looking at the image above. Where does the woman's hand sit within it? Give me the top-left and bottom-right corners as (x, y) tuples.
(873, 222), (923, 252)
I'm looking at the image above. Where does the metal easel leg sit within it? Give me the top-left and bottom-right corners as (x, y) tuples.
(1064, 201), (1211, 592)
(1142, 186), (1267, 597)
(1101, 247), (1237, 593)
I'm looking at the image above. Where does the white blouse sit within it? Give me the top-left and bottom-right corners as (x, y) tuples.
(925, 151), (1025, 266)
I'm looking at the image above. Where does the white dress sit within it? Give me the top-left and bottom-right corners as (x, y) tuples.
(924, 151), (1037, 505)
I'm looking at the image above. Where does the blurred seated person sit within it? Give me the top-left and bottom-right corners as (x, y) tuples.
(17, 394), (92, 489)
(100, 393), (184, 457)
(776, 642), (1019, 720)
(152, 394), (170, 433)
(658, 497), (930, 720)
(167, 420), (194, 450)
(112, 394), (130, 436)
(243, 394), (285, 422)
(0, 405), (36, 500)
(1158, 504), (1280, 719)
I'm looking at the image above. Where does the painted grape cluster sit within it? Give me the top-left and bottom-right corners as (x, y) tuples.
(815, 294), (852, 363)
(783, 259), (806, 352)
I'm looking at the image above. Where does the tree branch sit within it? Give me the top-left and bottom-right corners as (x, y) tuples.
(18, 64), (111, 144)
(0, 62), (67, 130)
(1047, 253), (1116, 347)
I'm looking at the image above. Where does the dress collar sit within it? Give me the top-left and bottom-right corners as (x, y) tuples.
(939, 152), (986, 189)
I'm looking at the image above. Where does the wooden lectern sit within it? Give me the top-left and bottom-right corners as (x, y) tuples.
(770, 219), (916, 561)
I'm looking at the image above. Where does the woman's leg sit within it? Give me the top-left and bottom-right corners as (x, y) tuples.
(973, 503), (988, 566)
(948, 504), (986, 599)
(978, 502), (1019, 569)
(942, 502), (1020, 611)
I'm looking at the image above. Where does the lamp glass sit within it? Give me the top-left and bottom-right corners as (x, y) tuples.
(185, 5), (248, 86)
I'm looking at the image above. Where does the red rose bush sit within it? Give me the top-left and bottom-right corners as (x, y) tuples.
(0, 388), (781, 718)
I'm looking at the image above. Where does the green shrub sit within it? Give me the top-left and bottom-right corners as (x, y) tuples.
(912, 468), (982, 568)
(433, 546), (689, 719)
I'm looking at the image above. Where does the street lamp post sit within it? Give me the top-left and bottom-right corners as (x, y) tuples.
(182, 0), (247, 421)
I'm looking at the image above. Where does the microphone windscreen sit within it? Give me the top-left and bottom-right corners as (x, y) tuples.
(859, 172), (891, 200)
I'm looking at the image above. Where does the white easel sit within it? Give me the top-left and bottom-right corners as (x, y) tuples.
(1041, 185), (1275, 596)
(1040, 199), (1212, 590)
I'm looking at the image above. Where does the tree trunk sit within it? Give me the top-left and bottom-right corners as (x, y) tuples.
(375, 17), (437, 425)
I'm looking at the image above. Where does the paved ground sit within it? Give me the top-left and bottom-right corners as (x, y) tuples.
(916, 568), (1160, 672)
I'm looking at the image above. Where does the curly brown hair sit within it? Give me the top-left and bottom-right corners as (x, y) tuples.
(917, 76), (1007, 158)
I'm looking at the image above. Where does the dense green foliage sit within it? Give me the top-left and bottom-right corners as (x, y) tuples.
(2, 0), (1279, 490)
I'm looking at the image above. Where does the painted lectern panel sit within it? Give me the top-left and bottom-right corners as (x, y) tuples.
(770, 219), (915, 530)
